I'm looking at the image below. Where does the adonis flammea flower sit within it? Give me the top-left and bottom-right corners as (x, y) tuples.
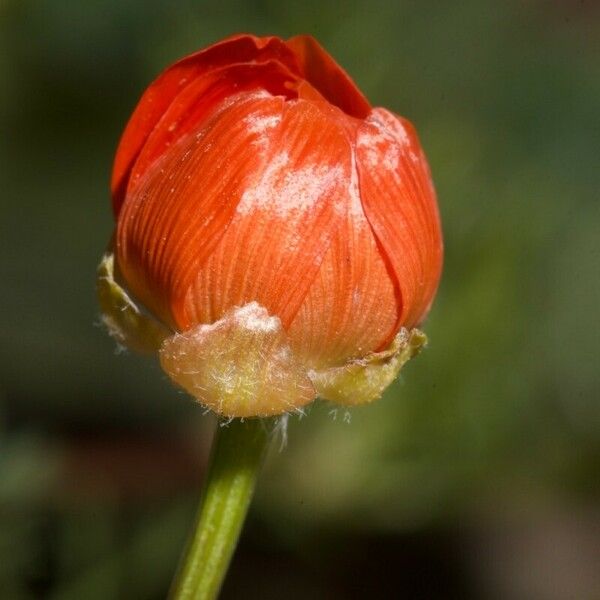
(98, 34), (443, 417)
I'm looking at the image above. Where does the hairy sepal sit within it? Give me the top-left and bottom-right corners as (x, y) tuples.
(309, 328), (427, 406)
(159, 302), (316, 418)
(97, 252), (171, 353)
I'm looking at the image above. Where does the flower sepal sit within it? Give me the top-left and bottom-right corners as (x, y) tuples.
(309, 328), (427, 406)
(159, 302), (316, 418)
(97, 252), (171, 353)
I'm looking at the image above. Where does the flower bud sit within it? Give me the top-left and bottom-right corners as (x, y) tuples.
(98, 34), (443, 417)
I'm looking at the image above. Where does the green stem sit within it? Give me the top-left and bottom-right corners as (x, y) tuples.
(169, 418), (271, 600)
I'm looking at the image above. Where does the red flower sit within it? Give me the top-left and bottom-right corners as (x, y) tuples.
(100, 34), (443, 417)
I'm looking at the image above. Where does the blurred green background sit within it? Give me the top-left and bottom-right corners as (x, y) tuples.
(1, 1), (598, 598)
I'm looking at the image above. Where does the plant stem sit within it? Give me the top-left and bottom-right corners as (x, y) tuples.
(169, 418), (271, 600)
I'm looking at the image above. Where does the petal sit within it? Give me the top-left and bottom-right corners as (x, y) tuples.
(183, 98), (352, 331)
(122, 62), (300, 210)
(116, 92), (286, 329)
(286, 35), (371, 118)
(287, 148), (398, 370)
(356, 108), (443, 328)
(112, 34), (303, 214)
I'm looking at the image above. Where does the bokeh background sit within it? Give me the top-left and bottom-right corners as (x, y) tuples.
(1, 1), (598, 598)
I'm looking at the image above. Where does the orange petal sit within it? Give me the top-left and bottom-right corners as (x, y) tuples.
(124, 62), (300, 209)
(287, 148), (398, 370)
(111, 34), (303, 215)
(286, 35), (371, 118)
(356, 108), (443, 328)
(116, 92), (286, 329)
(183, 98), (352, 331)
